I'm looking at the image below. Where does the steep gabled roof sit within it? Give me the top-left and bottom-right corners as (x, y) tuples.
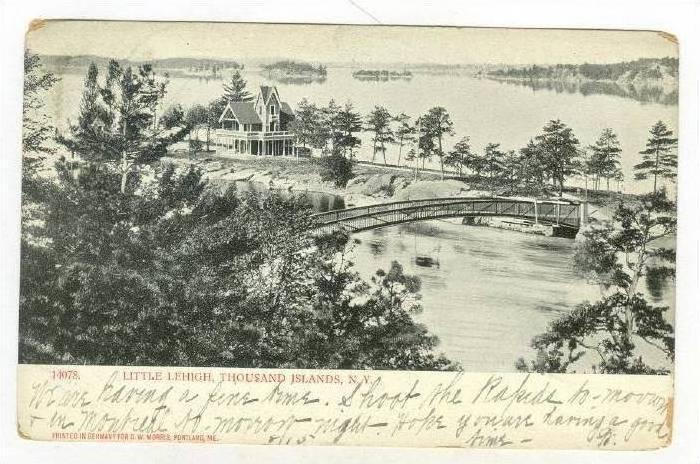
(219, 101), (262, 125)
(280, 102), (294, 117)
(260, 85), (273, 104)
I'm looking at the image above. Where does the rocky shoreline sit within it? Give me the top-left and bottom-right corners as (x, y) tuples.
(162, 153), (590, 238)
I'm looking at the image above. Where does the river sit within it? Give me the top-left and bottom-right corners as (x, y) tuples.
(349, 220), (674, 372)
(44, 65), (676, 372)
(45, 65), (677, 194)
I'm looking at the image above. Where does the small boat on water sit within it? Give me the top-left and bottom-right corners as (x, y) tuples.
(415, 255), (440, 268)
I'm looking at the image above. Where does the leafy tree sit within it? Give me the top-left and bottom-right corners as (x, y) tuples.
(289, 98), (321, 149)
(393, 112), (415, 166)
(365, 106), (395, 165)
(319, 99), (341, 154)
(22, 50), (59, 203)
(405, 148), (420, 181)
(634, 121), (677, 193)
(517, 190), (676, 374)
(444, 136), (472, 177)
(160, 104), (185, 129)
(59, 60), (182, 193)
(185, 104), (209, 148)
(310, 251), (455, 370)
(500, 149), (521, 192)
(589, 128), (623, 191)
(416, 116), (436, 172)
(222, 69), (252, 102)
(208, 97), (227, 129)
(318, 152), (354, 187)
(332, 102), (363, 157)
(518, 139), (547, 192)
(422, 107), (455, 180)
(188, 138), (204, 157)
(534, 119), (580, 196)
(20, 161), (455, 370)
(483, 142), (506, 181)
(23, 50), (59, 160)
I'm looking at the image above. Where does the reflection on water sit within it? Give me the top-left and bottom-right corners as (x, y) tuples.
(348, 220), (674, 372)
(45, 66), (677, 194)
(490, 77), (678, 106)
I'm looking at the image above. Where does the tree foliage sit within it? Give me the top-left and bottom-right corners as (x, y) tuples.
(533, 119), (580, 196)
(421, 107), (454, 180)
(634, 121), (677, 193)
(58, 59), (182, 193)
(317, 152), (355, 187)
(222, 69), (253, 102)
(332, 102), (363, 157)
(392, 112), (415, 166)
(159, 104), (185, 129)
(20, 164), (455, 370)
(22, 50), (59, 202)
(588, 128), (623, 191)
(517, 190), (676, 374)
(365, 106), (395, 164)
(444, 137), (473, 177)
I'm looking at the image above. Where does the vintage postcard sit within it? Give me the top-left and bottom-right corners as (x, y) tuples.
(18, 21), (678, 449)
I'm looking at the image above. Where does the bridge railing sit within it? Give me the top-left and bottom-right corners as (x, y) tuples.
(311, 197), (581, 230)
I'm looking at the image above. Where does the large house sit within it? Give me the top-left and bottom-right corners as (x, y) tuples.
(214, 85), (296, 156)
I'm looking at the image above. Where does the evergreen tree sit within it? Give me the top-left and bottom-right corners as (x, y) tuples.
(59, 60), (182, 194)
(518, 139), (547, 191)
(415, 116), (436, 171)
(634, 121), (677, 193)
(483, 142), (506, 180)
(501, 149), (521, 192)
(332, 102), (362, 157)
(20, 164), (455, 370)
(22, 50), (59, 222)
(159, 104), (185, 129)
(422, 107), (454, 180)
(444, 136), (472, 177)
(590, 128), (623, 191)
(289, 98), (321, 149)
(365, 106), (395, 165)
(534, 119), (580, 196)
(320, 99), (341, 154)
(22, 50), (59, 172)
(393, 112), (415, 166)
(222, 69), (252, 102)
(405, 148), (420, 181)
(517, 190), (676, 374)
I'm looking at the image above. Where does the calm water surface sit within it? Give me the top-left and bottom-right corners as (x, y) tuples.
(348, 220), (673, 372)
(45, 67), (676, 370)
(46, 66), (677, 194)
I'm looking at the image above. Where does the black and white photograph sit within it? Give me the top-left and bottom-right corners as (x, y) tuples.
(19, 21), (679, 376)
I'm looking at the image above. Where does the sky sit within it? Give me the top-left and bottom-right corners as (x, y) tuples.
(26, 20), (677, 65)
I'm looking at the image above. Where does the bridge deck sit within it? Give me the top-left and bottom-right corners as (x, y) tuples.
(310, 197), (582, 234)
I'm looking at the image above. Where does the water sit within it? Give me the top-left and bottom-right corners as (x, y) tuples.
(44, 65), (676, 371)
(45, 66), (677, 194)
(348, 220), (673, 372)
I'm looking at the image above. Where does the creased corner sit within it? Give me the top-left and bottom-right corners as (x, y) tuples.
(27, 19), (47, 35)
(657, 31), (678, 46)
(17, 421), (34, 441)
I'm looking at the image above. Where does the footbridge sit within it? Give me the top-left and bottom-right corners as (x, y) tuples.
(310, 197), (586, 236)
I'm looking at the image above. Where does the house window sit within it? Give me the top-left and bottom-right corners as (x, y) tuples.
(270, 105), (276, 115)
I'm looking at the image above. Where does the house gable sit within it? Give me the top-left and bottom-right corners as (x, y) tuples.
(218, 86), (293, 131)
(218, 104), (239, 123)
